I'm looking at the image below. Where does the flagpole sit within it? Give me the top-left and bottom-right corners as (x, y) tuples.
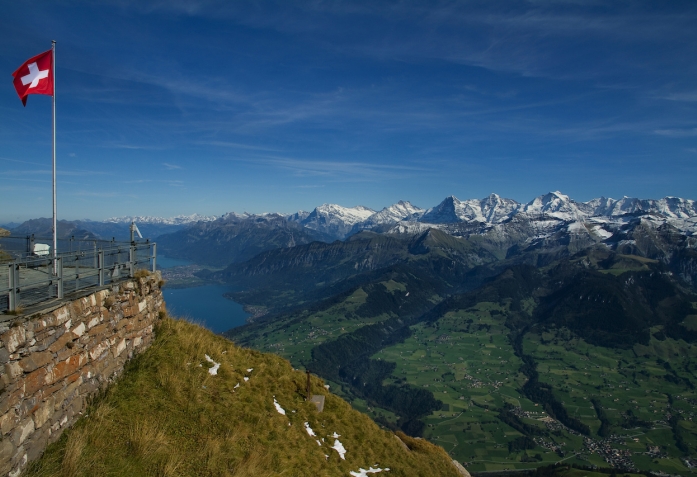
(52, 40), (57, 275)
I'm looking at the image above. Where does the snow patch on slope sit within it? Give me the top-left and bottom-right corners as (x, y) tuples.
(204, 355), (220, 375)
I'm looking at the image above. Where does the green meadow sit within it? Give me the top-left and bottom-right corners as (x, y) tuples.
(234, 280), (697, 475)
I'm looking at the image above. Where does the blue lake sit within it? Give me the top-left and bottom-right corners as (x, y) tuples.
(155, 255), (249, 333)
(163, 284), (249, 334)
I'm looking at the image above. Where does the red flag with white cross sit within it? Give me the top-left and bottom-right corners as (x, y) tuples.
(12, 49), (53, 106)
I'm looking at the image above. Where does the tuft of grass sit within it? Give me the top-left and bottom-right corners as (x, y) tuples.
(134, 269), (151, 279)
(61, 429), (87, 477)
(5, 307), (25, 317)
(25, 315), (462, 477)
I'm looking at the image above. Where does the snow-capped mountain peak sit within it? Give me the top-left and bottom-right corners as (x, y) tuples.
(350, 200), (425, 233)
(419, 196), (464, 224)
(105, 214), (217, 225)
(298, 203), (376, 238)
(306, 204), (375, 224)
(369, 200), (424, 223)
(479, 193), (520, 223)
(523, 191), (586, 220)
(419, 194), (520, 225)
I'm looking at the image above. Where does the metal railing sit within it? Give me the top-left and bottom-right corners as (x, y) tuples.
(0, 236), (156, 313)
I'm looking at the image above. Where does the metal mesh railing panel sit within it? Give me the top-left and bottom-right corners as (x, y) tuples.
(1, 240), (156, 313)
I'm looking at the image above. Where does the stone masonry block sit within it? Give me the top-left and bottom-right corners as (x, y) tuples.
(24, 367), (48, 396)
(18, 351), (53, 374)
(1, 410), (19, 436)
(50, 354), (87, 383)
(86, 316), (100, 330)
(0, 387), (23, 416)
(89, 340), (110, 361)
(1, 327), (26, 355)
(47, 330), (69, 352)
(88, 322), (110, 337)
(0, 347), (10, 364)
(33, 396), (54, 429)
(113, 339), (127, 358)
(0, 438), (15, 475)
(71, 322), (86, 338)
(51, 306), (71, 326)
(10, 417), (34, 446)
(19, 395), (40, 421)
(4, 361), (22, 380)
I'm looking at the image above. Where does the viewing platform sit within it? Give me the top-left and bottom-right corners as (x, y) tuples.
(0, 235), (156, 316)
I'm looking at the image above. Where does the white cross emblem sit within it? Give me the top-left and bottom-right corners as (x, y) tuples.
(21, 62), (49, 88)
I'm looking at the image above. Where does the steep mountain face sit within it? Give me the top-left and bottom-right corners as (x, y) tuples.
(351, 200), (424, 234)
(210, 229), (499, 311)
(292, 204), (376, 239)
(212, 232), (411, 290)
(156, 213), (328, 267)
(522, 191), (588, 220)
(419, 194), (519, 224)
(11, 218), (99, 240)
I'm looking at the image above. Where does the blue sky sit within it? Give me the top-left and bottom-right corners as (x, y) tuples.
(1, 1), (696, 223)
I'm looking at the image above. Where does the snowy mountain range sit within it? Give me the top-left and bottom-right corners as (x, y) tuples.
(281, 192), (697, 240)
(105, 214), (218, 226)
(108, 192), (697, 240)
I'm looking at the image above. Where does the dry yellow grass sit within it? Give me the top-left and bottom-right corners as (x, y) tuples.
(24, 316), (463, 477)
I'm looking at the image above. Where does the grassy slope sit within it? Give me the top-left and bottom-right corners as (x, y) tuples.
(25, 317), (462, 477)
(233, 278), (697, 474)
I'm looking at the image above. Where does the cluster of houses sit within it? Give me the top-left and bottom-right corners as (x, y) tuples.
(583, 436), (636, 470)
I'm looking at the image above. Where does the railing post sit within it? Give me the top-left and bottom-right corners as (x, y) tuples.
(28, 234), (35, 256)
(98, 250), (105, 286)
(8, 263), (18, 311)
(129, 245), (135, 278)
(56, 257), (63, 299)
(75, 254), (80, 292)
(151, 243), (157, 272)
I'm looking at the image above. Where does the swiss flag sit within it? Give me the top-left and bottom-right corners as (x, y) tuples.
(12, 49), (53, 106)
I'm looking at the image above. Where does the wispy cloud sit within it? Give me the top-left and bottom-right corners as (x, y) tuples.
(197, 140), (280, 151)
(104, 143), (167, 151)
(2, 169), (110, 177)
(72, 191), (121, 198)
(658, 92), (697, 102)
(653, 128), (697, 137)
(162, 162), (181, 170)
(229, 155), (432, 182)
(0, 157), (47, 167)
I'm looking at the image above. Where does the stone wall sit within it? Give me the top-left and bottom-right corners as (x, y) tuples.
(0, 272), (164, 477)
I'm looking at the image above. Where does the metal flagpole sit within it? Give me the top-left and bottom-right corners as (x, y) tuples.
(52, 40), (57, 275)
